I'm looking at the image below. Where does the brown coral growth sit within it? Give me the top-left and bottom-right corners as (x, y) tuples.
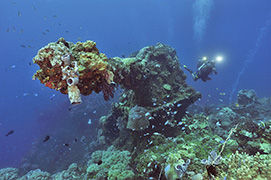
(32, 38), (115, 104)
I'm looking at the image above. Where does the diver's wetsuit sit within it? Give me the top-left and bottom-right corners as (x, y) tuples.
(184, 59), (217, 82)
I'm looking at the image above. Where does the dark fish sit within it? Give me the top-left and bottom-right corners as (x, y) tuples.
(52, 15), (57, 18)
(18, 11), (21, 16)
(58, 23), (61, 26)
(65, 31), (69, 33)
(63, 143), (69, 147)
(20, 45), (26, 48)
(28, 45), (34, 48)
(68, 106), (72, 111)
(97, 160), (102, 165)
(29, 62), (31, 66)
(121, 55), (125, 58)
(74, 138), (78, 142)
(43, 135), (50, 142)
(5, 130), (14, 136)
(46, 29), (50, 32)
(42, 32), (46, 35)
(7, 28), (10, 32)
(12, 26), (15, 32)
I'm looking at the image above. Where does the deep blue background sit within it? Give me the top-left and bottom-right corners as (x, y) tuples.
(0, 0), (271, 169)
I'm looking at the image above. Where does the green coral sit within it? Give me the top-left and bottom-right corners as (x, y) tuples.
(133, 114), (240, 178)
(18, 169), (50, 180)
(163, 84), (172, 91)
(259, 143), (271, 154)
(86, 146), (135, 180)
(0, 168), (18, 180)
(51, 163), (81, 180)
(222, 151), (271, 179)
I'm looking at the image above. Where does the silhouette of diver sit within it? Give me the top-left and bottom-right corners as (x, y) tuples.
(184, 57), (217, 82)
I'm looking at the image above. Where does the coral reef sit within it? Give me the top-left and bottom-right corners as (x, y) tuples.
(0, 89), (270, 179)
(126, 105), (151, 131)
(237, 89), (256, 105)
(235, 119), (271, 155)
(86, 146), (135, 180)
(97, 43), (201, 149)
(27, 39), (271, 179)
(0, 167), (18, 180)
(18, 169), (51, 180)
(51, 163), (82, 180)
(222, 151), (271, 179)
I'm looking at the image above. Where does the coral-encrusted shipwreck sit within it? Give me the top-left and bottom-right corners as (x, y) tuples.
(33, 37), (201, 105)
(33, 38), (201, 137)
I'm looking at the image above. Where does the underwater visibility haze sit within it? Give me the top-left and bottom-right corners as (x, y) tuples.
(1, 0), (271, 179)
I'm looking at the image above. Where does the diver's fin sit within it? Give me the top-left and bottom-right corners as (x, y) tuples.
(183, 65), (194, 74)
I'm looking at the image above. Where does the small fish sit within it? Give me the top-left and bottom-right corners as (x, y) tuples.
(28, 45), (34, 48)
(259, 121), (266, 129)
(50, 94), (55, 101)
(58, 23), (61, 26)
(52, 15), (57, 18)
(42, 32), (46, 35)
(29, 62), (31, 66)
(12, 26), (15, 32)
(19, 29), (23, 33)
(11, 2), (16, 4)
(20, 45), (26, 48)
(77, 37), (81, 40)
(65, 31), (69, 33)
(88, 119), (92, 125)
(63, 143), (69, 147)
(33, 93), (38, 97)
(7, 28), (10, 32)
(9, 65), (16, 69)
(43, 135), (50, 142)
(18, 11), (21, 16)
(121, 55), (125, 58)
(74, 138), (78, 142)
(23, 93), (30, 96)
(216, 121), (221, 126)
(44, 16), (47, 21)
(46, 29), (50, 32)
(5, 130), (14, 136)
(68, 106), (72, 111)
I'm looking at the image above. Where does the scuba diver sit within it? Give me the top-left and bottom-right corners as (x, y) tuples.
(183, 57), (217, 82)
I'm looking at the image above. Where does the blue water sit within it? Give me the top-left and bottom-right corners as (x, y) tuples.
(1, 0), (271, 170)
